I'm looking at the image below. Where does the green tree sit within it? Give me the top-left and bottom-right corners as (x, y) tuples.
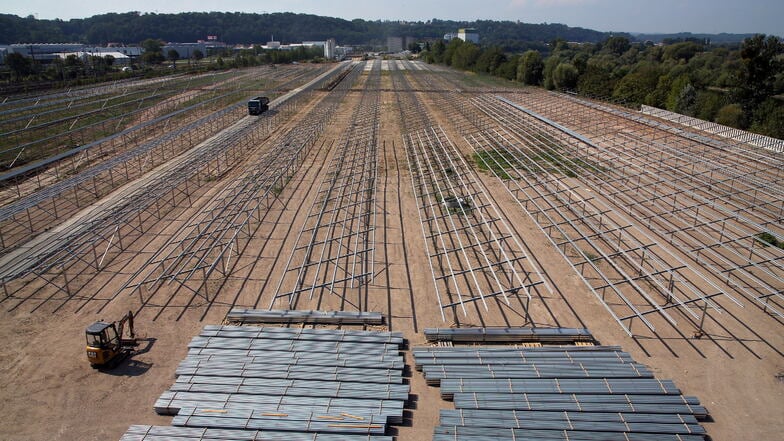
(552, 62), (579, 90)
(516, 50), (543, 85)
(428, 39), (446, 63)
(666, 75), (691, 111)
(750, 99), (784, 138)
(141, 38), (164, 53)
(662, 42), (704, 62)
(603, 36), (631, 55)
(715, 103), (744, 128)
(475, 46), (506, 74)
(167, 49), (180, 63)
(443, 38), (463, 66)
(694, 90), (726, 121)
(736, 34), (783, 125)
(141, 51), (165, 65)
(452, 42), (480, 70)
(612, 63), (660, 104)
(542, 56), (561, 90)
(192, 49), (204, 62)
(577, 64), (615, 97)
(674, 83), (697, 115)
(5, 52), (32, 80)
(495, 55), (520, 81)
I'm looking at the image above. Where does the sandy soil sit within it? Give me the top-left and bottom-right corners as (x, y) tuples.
(0, 61), (782, 441)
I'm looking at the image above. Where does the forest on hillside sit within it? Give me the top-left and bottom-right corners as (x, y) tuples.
(0, 12), (627, 47)
(421, 35), (784, 138)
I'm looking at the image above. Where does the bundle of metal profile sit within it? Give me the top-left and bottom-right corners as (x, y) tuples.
(421, 362), (652, 385)
(173, 369), (400, 385)
(122, 425), (393, 441)
(413, 346), (633, 371)
(175, 363), (403, 384)
(155, 401), (403, 424)
(439, 378), (680, 400)
(172, 407), (387, 435)
(414, 343), (711, 441)
(154, 391), (405, 417)
(184, 350), (404, 369)
(187, 337), (398, 355)
(227, 309), (384, 325)
(414, 345), (625, 354)
(142, 324), (407, 439)
(180, 354), (405, 370)
(452, 393), (708, 418)
(424, 327), (594, 344)
(433, 426), (706, 441)
(438, 409), (704, 434)
(171, 376), (410, 401)
(199, 325), (404, 345)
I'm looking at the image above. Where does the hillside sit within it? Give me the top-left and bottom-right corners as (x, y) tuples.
(1, 12), (614, 46)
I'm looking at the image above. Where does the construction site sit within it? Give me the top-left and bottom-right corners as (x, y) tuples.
(0, 59), (782, 441)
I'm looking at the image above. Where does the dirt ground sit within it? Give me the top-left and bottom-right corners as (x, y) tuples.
(0, 61), (782, 441)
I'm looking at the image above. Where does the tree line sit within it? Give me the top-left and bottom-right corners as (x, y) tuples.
(0, 12), (761, 49)
(2, 12), (616, 47)
(421, 35), (784, 138)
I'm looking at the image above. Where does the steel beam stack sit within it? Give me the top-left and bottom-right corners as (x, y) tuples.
(424, 327), (594, 344)
(227, 309), (384, 325)
(119, 322), (407, 440)
(413, 330), (711, 441)
(121, 425), (392, 441)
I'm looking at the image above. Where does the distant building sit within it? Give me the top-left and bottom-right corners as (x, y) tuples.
(162, 43), (207, 60)
(324, 38), (336, 59)
(57, 51), (132, 65)
(458, 28), (479, 44)
(86, 46), (142, 57)
(265, 36), (281, 49)
(444, 29), (479, 44)
(336, 45), (354, 59)
(2, 43), (142, 65)
(8, 43), (84, 63)
(387, 36), (404, 52)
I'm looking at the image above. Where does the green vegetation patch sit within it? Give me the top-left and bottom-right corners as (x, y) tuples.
(525, 134), (606, 178)
(473, 149), (518, 180)
(755, 232), (784, 249)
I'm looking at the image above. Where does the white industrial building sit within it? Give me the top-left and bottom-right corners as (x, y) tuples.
(1, 44), (141, 64)
(324, 38), (336, 59)
(444, 28), (480, 44)
(86, 46), (142, 57)
(458, 28), (480, 44)
(7, 43), (84, 63)
(57, 51), (132, 65)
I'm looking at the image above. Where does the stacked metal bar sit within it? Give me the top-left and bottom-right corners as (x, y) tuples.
(120, 324), (405, 440)
(227, 309), (384, 325)
(413, 335), (710, 441)
(121, 425), (392, 441)
(424, 327), (594, 344)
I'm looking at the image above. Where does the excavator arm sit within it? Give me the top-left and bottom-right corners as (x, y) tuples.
(116, 311), (137, 347)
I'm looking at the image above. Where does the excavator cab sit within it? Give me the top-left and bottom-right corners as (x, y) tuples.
(86, 311), (137, 368)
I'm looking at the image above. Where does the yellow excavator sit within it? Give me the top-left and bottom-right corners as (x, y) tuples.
(85, 311), (139, 368)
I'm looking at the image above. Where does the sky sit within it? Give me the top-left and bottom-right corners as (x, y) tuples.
(2, 0), (782, 36)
